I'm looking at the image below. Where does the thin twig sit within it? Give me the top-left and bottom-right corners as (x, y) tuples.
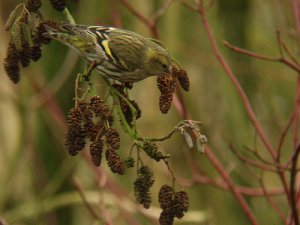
(290, 144), (300, 225)
(258, 173), (289, 225)
(187, 173), (285, 196)
(72, 177), (101, 220)
(293, 78), (300, 149)
(118, 0), (152, 28)
(204, 146), (259, 225)
(152, 0), (174, 24)
(197, 9), (277, 160)
(224, 40), (300, 74)
(230, 145), (292, 173)
(195, 1), (295, 210)
(277, 114), (295, 161)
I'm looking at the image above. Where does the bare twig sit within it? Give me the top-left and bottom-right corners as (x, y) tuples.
(293, 79), (300, 149)
(204, 146), (259, 225)
(277, 115), (295, 160)
(196, 5), (277, 161)
(72, 177), (101, 220)
(152, 0), (174, 23)
(186, 172), (285, 196)
(118, 0), (155, 34)
(258, 173), (289, 225)
(224, 40), (300, 74)
(230, 145), (294, 173)
(290, 144), (300, 225)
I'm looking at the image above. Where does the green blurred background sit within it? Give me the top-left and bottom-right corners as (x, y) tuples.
(0, 0), (298, 224)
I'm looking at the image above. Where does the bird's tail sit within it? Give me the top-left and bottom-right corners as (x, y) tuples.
(43, 23), (86, 46)
(42, 22), (101, 59)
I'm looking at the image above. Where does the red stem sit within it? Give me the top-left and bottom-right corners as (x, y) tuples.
(293, 78), (300, 149)
(196, 5), (277, 160)
(205, 147), (259, 225)
(186, 173), (285, 196)
(278, 115), (295, 160)
(195, 0), (293, 220)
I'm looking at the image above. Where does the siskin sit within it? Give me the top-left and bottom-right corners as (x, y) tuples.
(44, 23), (173, 82)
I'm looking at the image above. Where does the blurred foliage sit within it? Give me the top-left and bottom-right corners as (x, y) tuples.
(0, 0), (299, 225)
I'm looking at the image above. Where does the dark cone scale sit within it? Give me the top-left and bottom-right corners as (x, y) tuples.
(4, 42), (20, 83)
(49, 0), (66, 11)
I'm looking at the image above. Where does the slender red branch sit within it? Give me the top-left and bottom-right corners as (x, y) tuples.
(182, 173), (285, 196)
(258, 174), (289, 225)
(118, 0), (152, 27)
(293, 78), (300, 148)
(278, 115), (295, 160)
(72, 177), (102, 220)
(292, 1), (300, 220)
(152, 0), (174, 23)
(196, 1), (276, 159)
(205, 147), (259, 225)
(230, 145), (294, 173)
(118, 0), (158, 38)
(290, 144), (300, 225)
(194, 0), (296, 220)
(224, 40), (300, 75)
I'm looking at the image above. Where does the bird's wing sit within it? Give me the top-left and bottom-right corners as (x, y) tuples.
(59, 23), (109, 62)
(87, 26), (145, 72)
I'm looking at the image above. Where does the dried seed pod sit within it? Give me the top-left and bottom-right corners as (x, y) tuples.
(87, 120), (106, 142)
(158, 185), (174, 210)
(89, 96), (110, 119)
(112, 86), (139, 121)
(34, 21), (58, 45)
(49, 0), (66, 11)
(117, 95), (141, 125)
(78, 101), (93, 122)
(134, 166), (154, 209)
(130, 100), (142, 120)
(65, 107), (86, 155)
(105, 148), (125, 175)
(181, 129), (194, 148)
(89, 139), (104, 166)
(172, 191), (189, 219)
(66, 107), (82, 127)
(157, 75), (171, 94)
(142, 140), (169, 162)
(30, 44), (42, 61)
(159, 209), (175, 225)
(157, 74), (176, 114)
(105, 128), (120, 150)
(4, 42), (20, 83)
(4, 60), (20, 84)
(124, 82), (133, 89)
(159, 91), (173, 114)
(65, 126), (86, 156)
(19, 43), (31, 67)
(173, 67), (190, 91)
(112, 83), (125, 92)
(26, 0), (42, 12)
(124, 157), (135, 168)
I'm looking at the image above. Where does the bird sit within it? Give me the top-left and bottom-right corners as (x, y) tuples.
(43, 23), (173, 83)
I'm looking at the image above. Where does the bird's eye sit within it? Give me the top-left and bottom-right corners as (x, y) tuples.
(162, 64), (168, 69)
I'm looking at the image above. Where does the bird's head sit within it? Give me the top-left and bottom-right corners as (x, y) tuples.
(143, 40), (172, 76)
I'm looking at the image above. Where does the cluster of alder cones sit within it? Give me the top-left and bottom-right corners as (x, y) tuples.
(157, 65), (190, 114)
(3, 0), (79, 83)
